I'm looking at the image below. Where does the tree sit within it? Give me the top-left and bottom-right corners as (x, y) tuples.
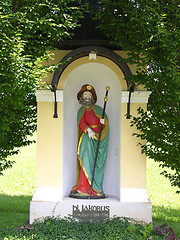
(95, 0), (180, 191)
(0, 0), (84, 174)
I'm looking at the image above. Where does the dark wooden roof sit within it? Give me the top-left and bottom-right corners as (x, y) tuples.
(55, 11), (120, 50)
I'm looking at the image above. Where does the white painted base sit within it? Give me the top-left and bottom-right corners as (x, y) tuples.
(32, 187), (63, 201)
(120, 188), (150, 202)
(30, 196), (152, 224)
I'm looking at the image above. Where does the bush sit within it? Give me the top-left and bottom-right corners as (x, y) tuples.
(0, 216), (171, 240)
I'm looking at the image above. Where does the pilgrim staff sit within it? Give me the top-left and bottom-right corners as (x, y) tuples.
(89, 86), (110, 199)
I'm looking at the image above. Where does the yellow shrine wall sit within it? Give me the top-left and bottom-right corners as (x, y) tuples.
(121, 103), (147, 189)
(36, 101), (63, 187)
(36, 50), (147, 191)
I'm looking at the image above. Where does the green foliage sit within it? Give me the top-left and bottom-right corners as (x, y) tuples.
(0, 216), (165, 240)
(0, 32), (37, 173)
(0, 0), (84, 174)
(95, 0), (180, 191)
(1, 0), (83, 59)
(140, 222), (154, 239)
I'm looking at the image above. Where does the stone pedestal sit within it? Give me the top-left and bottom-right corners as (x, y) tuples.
(30, 187), (152, 223)
(30, 197), (152, 224)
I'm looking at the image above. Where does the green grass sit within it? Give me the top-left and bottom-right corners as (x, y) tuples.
(0, 136), (36, 229)
(147, 159), (180, 237)
(0, 135), (179, 238)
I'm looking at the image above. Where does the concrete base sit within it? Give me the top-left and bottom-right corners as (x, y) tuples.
(30, 196), (152, 224)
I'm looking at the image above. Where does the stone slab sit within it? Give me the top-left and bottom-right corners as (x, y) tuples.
(30, 196), (152, 224)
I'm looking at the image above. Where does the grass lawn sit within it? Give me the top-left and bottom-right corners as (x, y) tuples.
(0, 136), (36, 229)
(0, 134), (179, 238)
(147, 159), (180, 238)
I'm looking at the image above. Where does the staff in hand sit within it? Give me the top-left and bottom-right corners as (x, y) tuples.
(89, 86), (110, 199)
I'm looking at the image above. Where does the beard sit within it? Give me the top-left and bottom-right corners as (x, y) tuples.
(79, 95), (95, 107)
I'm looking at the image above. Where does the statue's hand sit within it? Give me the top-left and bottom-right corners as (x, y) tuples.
(87, 128), (95, 139)
(100, 118), (105, 125)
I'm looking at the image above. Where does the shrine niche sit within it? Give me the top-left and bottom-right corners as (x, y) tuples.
(30, 46), (152, 223)
(69, 84), (110, 199)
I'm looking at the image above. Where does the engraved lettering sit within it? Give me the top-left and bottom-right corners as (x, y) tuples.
(73, 205), (110, 222)
(73, 205), (80, 211)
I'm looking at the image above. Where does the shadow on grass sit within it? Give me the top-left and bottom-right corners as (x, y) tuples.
(0, 193), (32, 228)
(152, 205), (180, 238)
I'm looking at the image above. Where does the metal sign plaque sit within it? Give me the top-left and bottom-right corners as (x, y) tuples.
(73, 205), (110, 222)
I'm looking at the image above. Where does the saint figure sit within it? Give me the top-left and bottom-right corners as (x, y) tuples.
(69, 84), (109, 199)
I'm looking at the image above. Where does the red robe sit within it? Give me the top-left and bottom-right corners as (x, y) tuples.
(79, 108), (102, 134)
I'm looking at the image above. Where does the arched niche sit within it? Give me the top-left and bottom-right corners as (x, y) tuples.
(61, 57), (125, 199)
(52, 46), (132, 89)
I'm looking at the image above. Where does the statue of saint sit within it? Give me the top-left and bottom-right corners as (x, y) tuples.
(69, 84), (109, 199)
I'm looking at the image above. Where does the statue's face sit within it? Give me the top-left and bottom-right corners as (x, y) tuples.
(83, 91), (92, 102)
(79, 91), (94, 108)
(79, 91), (95, 108)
